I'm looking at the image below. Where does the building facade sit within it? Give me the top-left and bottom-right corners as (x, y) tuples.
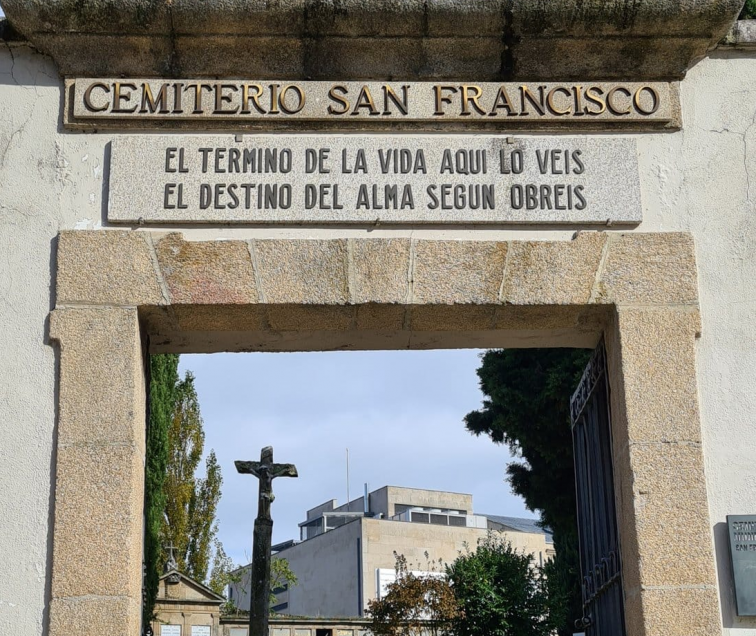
(230, 486), (554, 618)
(152, 569), (224, 636)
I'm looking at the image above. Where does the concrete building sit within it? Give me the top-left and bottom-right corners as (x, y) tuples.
(229, 486), (554, 618)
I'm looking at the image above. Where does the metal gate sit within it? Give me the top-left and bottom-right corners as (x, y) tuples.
(570, 341), (626, 636)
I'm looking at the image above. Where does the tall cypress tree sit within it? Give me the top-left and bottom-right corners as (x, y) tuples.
(464, 348), (591, 636)
(143, 354), (180, 628)
(144, 359), (225, 631)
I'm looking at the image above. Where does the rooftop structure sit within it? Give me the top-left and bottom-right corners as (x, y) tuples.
(230, 486), (553, 618)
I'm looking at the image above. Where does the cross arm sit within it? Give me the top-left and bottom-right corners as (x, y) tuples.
(235, 460), (298, 479)
(269, 463), (298, 479)
(235, 460), (263, 478)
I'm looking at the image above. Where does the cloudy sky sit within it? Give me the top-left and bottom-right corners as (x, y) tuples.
(179, 349), (534, 567)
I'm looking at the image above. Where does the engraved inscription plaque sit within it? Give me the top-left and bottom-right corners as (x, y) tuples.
(728, 515), (756, 616)
(108, 135), (642, 225)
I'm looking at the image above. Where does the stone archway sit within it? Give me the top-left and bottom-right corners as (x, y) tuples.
(49, 230), (717, 636)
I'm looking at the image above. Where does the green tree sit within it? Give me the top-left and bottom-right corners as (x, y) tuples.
(162, 371), (223, 581)
(742, 0), (755, 19)
(209, 539), (235, 595)
(464, 348), (590, 635)
(186, 450), (223, 581)
(367, 554), (460, 636)
(143, 353), (180, 628)
(446, 534), (551, 636)
(270, 558), (299, 611)
(222, 557), (299, 615)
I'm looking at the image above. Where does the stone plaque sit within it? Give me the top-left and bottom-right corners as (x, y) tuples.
(108, 135), (641, 225)
(728, 515), (756, 616)
(66, 79), (679, 131)
(191, 627), (211, 636)
(161, 626), (181, 636)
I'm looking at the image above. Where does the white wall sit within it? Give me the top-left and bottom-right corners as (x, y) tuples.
(0, 39), (755, 635)
(276, 518), (363, 617)
(0, 46), (109, 636)
(637, 53), (756, 633)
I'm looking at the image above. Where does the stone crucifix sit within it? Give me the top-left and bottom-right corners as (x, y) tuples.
(235, 447), (298, 636)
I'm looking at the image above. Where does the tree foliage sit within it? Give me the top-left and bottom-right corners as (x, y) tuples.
(186, 450), (223, 581)
(367, 554), (461, 636)
(271, 558), (299, 610)
(161, 371), (224, 582)
(209, 539), (235, 596)
(464, 348), (590, 635)
(447, 534), (552, 636)
(742, 0), (755, 19)
(221, 557), (299, 616)
(143, 354), (180, 627)
(162, 371), (205, 573)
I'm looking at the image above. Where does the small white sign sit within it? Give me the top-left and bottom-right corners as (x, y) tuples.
(191, 627), (211, 636)
(161, 626), (181, 636)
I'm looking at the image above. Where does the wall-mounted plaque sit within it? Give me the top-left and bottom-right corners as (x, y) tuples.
(190, 626), (211, 636)
(108, 134), (641, 226)
(160, 626), (182, 636)
(66, 79), (680, 131)
(728, 515), (756, 616)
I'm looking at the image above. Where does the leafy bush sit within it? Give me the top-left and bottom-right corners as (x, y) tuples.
(446, 534), (552, 636)
(367, 554), (461, 636)
(742, 0), (755, 19)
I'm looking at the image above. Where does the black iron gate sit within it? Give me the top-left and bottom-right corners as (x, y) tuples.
(570, 341), (626, 636)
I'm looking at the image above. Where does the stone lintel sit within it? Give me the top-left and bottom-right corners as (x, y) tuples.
(56, 230), (699, 310)
(1, 0), (744, 79)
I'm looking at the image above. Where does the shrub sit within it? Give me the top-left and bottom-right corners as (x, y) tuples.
(446, 534), (552, 636)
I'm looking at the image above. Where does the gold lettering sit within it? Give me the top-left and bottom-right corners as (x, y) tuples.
(140, 83), (171, 114)
(351, 86), (379, 116)
(519, 85), (546, 116)
(488, 86), (516, 116)
(606, 86), (632, 116)
(572, 85), (584, 117)
(327, 85), (350, 115)
(83, 82), (110, 113)
(460, 85), (486, 116)
(279, 85), (306, 115)
(633, 86), (660, 115)
(112, 82), (138, 114)
(546, 87), (571, 116)
(269, 84), (280, 115)
(241, 84), (265, 114)
(172, 83), (184, 114)
(583, 86), (606, 115)
(214, 84), (239, 115)
(383, 85), (409, 116)
(434, 85), (457, 116)
(186, 83), (213, 114)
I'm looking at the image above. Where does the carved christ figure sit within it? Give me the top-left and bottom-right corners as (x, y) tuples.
(235, 447), (298, 636)
(236, 447), (298, 521)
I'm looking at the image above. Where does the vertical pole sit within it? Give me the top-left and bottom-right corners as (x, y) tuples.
(250, 517), (273, 636)
(346, 448), (350, 511)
